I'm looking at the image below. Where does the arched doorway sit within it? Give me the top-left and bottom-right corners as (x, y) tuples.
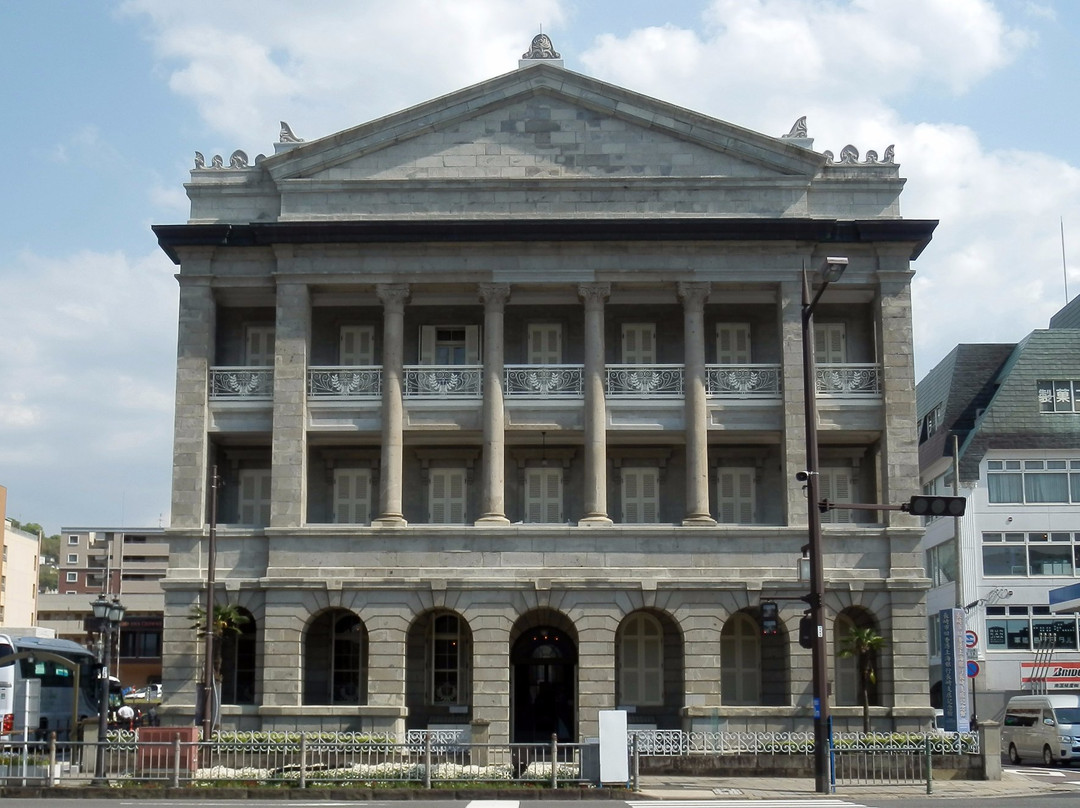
(510, 614), (577, 743)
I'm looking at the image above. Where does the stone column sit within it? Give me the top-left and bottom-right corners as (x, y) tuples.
(172, 269), (215, 529)
(469, 615), (513, 743)
(779, 280), (808, 525)
(678, 282), (715, 525)
(374, 284), (409, 526)
(578, 283), (612, 525)
(477, 283), (511, 525)
(576, 618), (618, 741)
(270, 280), (310, 528)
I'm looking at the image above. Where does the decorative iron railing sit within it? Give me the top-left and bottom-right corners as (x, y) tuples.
(308, 366), (382, 398)
(627, 728), (978, 756)
(606, 365), (683, 397)
(404, 365), (482, 397)
(705, 364), (782, 397)
(504, 365), (584, 397)
(816, 363), (881, 397)
(210, 367), (273, 399)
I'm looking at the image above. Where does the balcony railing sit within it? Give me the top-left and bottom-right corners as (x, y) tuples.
(606, 365), (683, 397)
(816, 363), (881, 397)
(504, 364), (584, 397)
(210, 367), (273, 399)
(309, 366), (382, 398)
(404, 365), (482, 398)
(705, 364), (782, 398)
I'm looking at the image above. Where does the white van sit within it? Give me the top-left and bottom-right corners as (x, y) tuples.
(1003, 694), (1080, 766)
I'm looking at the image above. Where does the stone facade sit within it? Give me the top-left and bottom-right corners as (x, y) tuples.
(154, 48), (936, 739)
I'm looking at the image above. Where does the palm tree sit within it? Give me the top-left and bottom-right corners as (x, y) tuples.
(838, 625), (886, 732)
(188, 603), (249, 685)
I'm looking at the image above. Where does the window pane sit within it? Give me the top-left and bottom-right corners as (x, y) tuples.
(1029, 545), (1073, 575)
(1026, 473), (1069, 503)
(983, 545), (1028, 576)
(988, 473), (1023, 503)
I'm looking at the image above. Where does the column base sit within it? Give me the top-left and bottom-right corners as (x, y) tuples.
(577, 515), (613, 527)
(372, 515), (408, 527)
(474, 515), (510, 526)
(682, 514), (717, 526)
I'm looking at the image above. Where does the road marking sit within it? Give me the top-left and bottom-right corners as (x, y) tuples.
(1004, 767), (1068, 777)
(467, 802), (520, 808)
(627, 800), (865, 807)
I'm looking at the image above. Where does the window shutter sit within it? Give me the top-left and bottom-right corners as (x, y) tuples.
(528, 324), (562, 364)
(245, 326), (275, 366)
(820, 468), (853, 524)
(419, 326), (436, 365)
(238, 469), (271, 526)
(622, 467), (659, 524)
(525, 468), (562, 523)
(814, 323), (847, 364)
(339, 326), (374, 365)
(334, 468), (371, 524)
(464, 325), (481, 364)
(429, 468), (467, 524)
(716, 323), (752, 364)
(621, 323), (656, 363)
(718, 468), (755, 524)
(544, 469), (562, 523)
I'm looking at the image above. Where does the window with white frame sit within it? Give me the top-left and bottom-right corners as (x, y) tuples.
(819, 467), (853, 523)
(986, 605), (1079, 651)
(814, 323), (847, 364)
(66, 553), (78, 565)
(982, 531), (1078, 576)
(65, 572), (78, 583)
(986, 458), (1080, 504)
(720, 613), (761, 705)
(715, 323), (752, 364)
(527, 323), (563, 364)
(429, 468), (467, 524)
(1039, 380), (1080, 413)
(717, 467), (756, 524)
(68, 535), (79, 545)
(618, 613), (663, 706)
(430, 613), (467, 705)
(419, 325), (480, 365)
(339, 325), (375, 365)
(237, 468), (272, 526)
(333, 468), (371, 524)
(621, 323), (656, 363)
(621, 467), (660, 524)
(525, 467), (563, 523)
(245, 325), (276, 366)
(926, 539), (957, 587)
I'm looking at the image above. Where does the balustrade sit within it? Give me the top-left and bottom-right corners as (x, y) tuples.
(210, 367), (273, 399)
(403, 365), (482, 397)
(605, 365), (683, 397)
(705, 364), (782, 398)
(308, 367), (382, 398)
(816, 363), (881, 397)
(504, 365), (584, 397)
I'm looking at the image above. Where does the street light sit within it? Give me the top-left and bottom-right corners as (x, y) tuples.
(801, 255), (847, 794)
(90, 593), (125, 785)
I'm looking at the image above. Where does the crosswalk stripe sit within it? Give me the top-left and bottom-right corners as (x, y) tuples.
(626, 800), (864, 807)
(466, 801), (520, 808)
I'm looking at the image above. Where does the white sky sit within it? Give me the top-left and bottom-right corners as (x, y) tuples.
(2, 0), (1078, 534)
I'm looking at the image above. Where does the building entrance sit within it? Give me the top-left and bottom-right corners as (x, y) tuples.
(511, 626), (577, 743)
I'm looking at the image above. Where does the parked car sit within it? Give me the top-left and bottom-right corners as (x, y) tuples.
(127, 683), (162, 701)
(1003, 694), (1080, 766)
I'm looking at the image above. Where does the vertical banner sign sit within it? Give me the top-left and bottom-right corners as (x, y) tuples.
(939, 608), (970, 732)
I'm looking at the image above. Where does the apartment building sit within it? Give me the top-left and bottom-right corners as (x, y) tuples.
(152, 38), (937, 738)
(919, 295), (1080, 720)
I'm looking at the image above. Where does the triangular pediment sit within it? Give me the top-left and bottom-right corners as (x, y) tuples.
(264, 64), (824, 184)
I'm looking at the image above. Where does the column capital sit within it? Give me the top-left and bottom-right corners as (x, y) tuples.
(578, 282), (611, 308)
(478, 283), (511, 308)
(677, 281), (710, 309)
(376, 283), (410, 311)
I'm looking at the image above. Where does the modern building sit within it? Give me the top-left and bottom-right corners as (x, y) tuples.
(918, 295), (1080, 720)
(36, 527), (167, 689)
(1, 484), (40, 627)
(152, 37), (937, 738)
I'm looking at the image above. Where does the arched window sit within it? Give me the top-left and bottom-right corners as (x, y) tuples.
(618, 613), (663, 706)
(721, 612), (761, 705)
(220, 607), (256, 704)
(834, 609), (881, 707)
(303, 609), (367, 705)
(429, 613), (469, 705)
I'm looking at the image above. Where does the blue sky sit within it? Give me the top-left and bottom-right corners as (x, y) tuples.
(2, 0), (1079, 535)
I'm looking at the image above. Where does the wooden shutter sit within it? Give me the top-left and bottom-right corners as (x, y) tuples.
(525, 467), (562, 523)
(333, 468), (371, 524)
(528, 324), (563, 364)
(621, 323), (656, 363)
(339, 326), (375, 366)
(245, 326), (275, 366)
(820, 468), (853, 524)
(716, 323), (752, 364)
(429, 468), (467, 524)
(622, 467), (660, 524)
(717, 468), (755, 524)
(464, 325), (481, 364)
(814, 323), (847, 364)
(238, 469), (271, 526)
(419, 326), (437, 365)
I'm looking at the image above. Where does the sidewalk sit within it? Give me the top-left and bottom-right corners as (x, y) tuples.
(636, 770), (1075, 800)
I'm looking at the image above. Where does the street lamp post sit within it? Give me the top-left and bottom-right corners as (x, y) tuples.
(90, 593), (126, 786)
(202, 465), (220, 741)
(801, 256), (847, 794)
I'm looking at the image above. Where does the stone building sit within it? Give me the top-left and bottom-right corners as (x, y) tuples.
(153, 38), (937, 739)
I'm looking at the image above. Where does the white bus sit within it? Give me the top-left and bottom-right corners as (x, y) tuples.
(0, 633), (102, 742)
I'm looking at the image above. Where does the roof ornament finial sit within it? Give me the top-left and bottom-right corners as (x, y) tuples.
(521, 31), (562, 63)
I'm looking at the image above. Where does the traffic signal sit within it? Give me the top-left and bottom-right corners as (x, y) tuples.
(798, 614), (815, 649)
(761, 601), (778, 636)
(903, 495), (966, 517)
